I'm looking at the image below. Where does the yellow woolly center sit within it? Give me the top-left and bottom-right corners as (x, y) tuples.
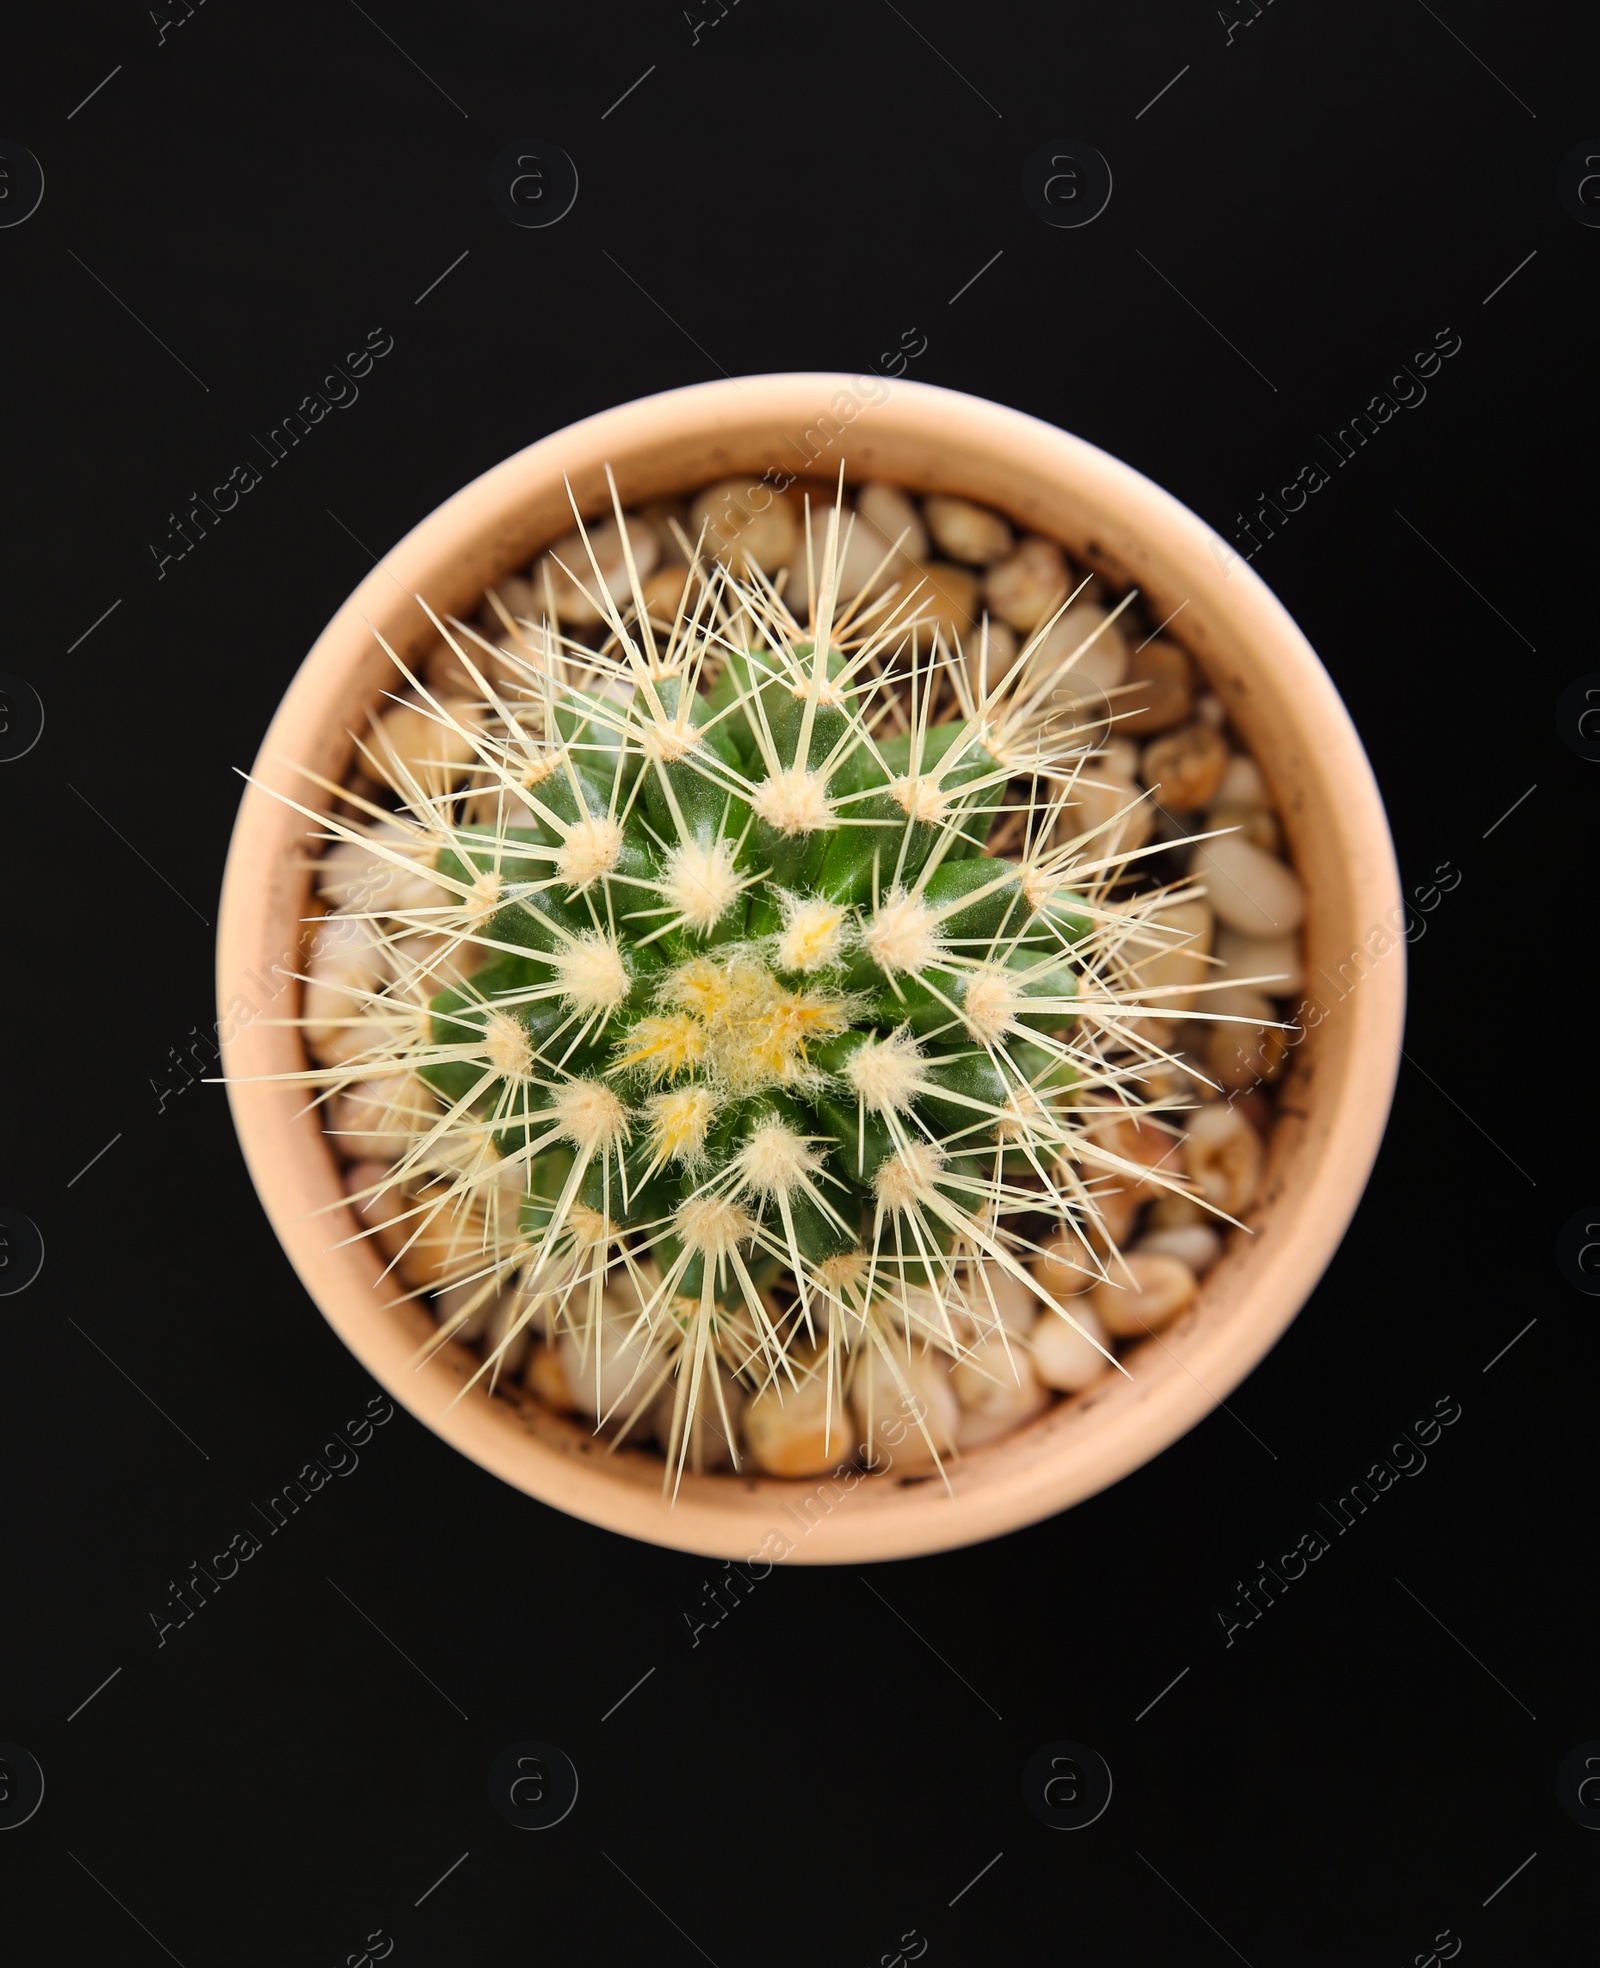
(776, 894), (847, 973)
(646, 1086), (718, 1164)
(616, 1012), (707, 1081)
(650, 950), (850, 1094)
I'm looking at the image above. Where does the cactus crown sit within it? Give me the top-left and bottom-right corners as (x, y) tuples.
(267, 472), (1210, 1493)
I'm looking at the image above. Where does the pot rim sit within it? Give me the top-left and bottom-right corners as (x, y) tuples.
(217, 372), (1405, 1562)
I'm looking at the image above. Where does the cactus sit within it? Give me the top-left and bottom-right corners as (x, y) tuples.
(263, 473), (1223, 1494)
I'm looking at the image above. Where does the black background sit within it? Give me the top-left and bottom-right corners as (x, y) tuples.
(2, 2), (1595, 1962)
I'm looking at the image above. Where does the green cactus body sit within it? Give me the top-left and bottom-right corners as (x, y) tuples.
(279, 489), (1202, 1491)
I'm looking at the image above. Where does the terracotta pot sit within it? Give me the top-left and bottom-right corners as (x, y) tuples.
(216, 373), (1403, 1562)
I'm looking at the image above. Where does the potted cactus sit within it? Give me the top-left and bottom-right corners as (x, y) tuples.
(218, 375), (1403, 1561)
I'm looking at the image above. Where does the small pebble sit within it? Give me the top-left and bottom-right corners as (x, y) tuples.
(1203, 989), (1287, 1091)
(1031, 1225), (1101, 1298)
(1133, 1055), (1203, 1107)
(1232, 1089), (1275, 1138)
(855, 480), (929, 561)
(423, 635), (517, 698)
(963, 618), (1020, 699)
(1124, 897), (1214, 1017)
(635, 497), (693, 564)
(744, 1344), (848, 1476)
(390, 931), (481, 992)
(1084, 1111), (1178, 1192)
(1147, 1189), (1208, 1231)
(525, 1340), (577, 1410)
(851, 1344), (959, 1472)
(343, 1160), (410, 1267)
(316, 822), (437, 913)
(1058, 771), (1153, 858)
(983, 535), (1072, 630)
(1209, 804), (1281, 853)
(967, 1263), (1039, 1338)
(1214, 926), (1302, 995)
(394, 1203), (493, 1293)
(437, 1282), (529, 1378)
(1212, 753), (1268, 809)
(1030, 1304), (1112, 1392)
(1089, 1251), (1198, 1337)
(903, 560), (980, 642)
(328, 1076), (431, 1159)
(1189, 836), (1306, 936)
(558, 1299), (660, 1423)
(536, 513), (660, 624)
(303, 919), (388, 1067)
(1182, 1103), (1264, 1215)
(638, 564), (693, 626)
(1120, 636), (1194, 736)
(370, 697), (481, 796)
(922, 494), (1013, 564)
(462, 785), (540, 834)
(689, 480), (796, 578)
(1135, 1224), (1223, 1274)
(650, 1357), (745, 1473)
(490, 1150), (530, 1211)
(481, 573), (541, 627)
(1140, 720), (1230, 811)
(1191, 981), (1275, 1020)
(950, 1333), (1049, 1447)
(1083, 1178), (1139, 1254)
(1025, 600), (1130, 698)
(782, 503), (900, 606)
